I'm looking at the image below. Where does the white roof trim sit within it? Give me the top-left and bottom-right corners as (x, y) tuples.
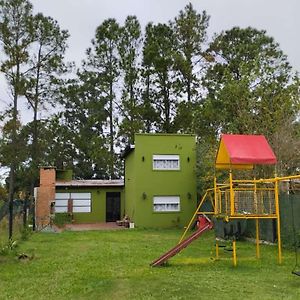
(56, 179), (124, 187)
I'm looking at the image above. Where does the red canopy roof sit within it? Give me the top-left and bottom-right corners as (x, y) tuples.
(215, 134), (277, 169)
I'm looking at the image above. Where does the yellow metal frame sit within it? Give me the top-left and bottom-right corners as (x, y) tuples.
(214, 173), (284, 266)
(256, 218), (260, 259)
(232, 239), (237, 267)
(181, 172), (300, 267)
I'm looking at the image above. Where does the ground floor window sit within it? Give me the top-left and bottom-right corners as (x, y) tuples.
(153, 196), (180, 212)
(55, 192), (91, 213)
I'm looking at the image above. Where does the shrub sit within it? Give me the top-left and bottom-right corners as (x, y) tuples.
(53, 213), (73, 227)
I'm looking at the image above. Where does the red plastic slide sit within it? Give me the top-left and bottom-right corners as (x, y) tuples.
(150, 218), (213, 267)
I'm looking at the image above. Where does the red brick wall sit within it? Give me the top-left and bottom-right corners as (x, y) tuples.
(36, 168), (56, 229)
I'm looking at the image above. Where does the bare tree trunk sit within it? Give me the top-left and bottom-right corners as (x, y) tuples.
(163, 82), (171, 133)
(109, 81), (114, 179)
(187, 76), (191, 102)
(8, 164), (15, 239)
(145, 73), (151, 133)
(8, 86), (18, 239)
(30, 59), (41, 197)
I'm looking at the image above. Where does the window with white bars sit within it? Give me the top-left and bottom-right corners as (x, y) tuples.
(153, 196), (180, 212)
(54, 193), (69, 213)
(152, 155), (180, 170)
(55, 193), (91, 213)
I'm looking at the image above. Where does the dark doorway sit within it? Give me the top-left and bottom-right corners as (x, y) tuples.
(106, 192), (121, 222)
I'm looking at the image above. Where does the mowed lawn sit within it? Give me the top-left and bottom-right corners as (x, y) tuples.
(0, 228), (300, 300)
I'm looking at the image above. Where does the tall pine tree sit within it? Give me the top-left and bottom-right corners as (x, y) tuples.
(143, 23), (177, 133)
(172, 3), (210, 132)
(118, 16), (143, 143)
(23, 12), (69, 191)
(83, 19), (120, 178)
(0, 0), (34, 238)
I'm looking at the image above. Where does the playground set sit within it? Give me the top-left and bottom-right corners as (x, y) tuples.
(151, 134), (300, 274)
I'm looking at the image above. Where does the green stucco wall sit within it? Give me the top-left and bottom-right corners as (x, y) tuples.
(55, 186), (124, 223)
(56, 169), (73, 181)
(124, 150), (136, 221)
(124, 134), (197, 228)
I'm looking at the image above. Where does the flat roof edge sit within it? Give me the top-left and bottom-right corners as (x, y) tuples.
(55, 179), (124, 188)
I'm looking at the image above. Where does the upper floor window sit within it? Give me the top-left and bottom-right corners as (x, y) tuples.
(152, 154), (180, 170)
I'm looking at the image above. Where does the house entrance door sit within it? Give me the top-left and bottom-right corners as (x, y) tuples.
(106, 192), (120, 222)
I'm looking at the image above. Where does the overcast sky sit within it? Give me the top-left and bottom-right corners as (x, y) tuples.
(30, 0), (300, 72)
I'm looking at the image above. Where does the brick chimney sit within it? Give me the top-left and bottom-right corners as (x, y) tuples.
(35, 167), (56, 229)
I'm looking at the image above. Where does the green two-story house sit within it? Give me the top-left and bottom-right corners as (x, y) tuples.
(36, 133), (197, 229)
(122, 133), (197, 228)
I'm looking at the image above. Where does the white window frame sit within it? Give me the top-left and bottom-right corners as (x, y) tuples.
(54, 193), (69, 213)
(71, 193), (91, 213)
(153, 196), (180, 212)
(54, 192), (91, 213)
(152, 154), (180, 170)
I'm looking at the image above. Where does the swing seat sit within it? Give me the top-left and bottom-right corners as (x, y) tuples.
(292, 270), (300, 276)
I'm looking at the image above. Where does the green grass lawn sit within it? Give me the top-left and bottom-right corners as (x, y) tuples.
(0, 228), (300, 300)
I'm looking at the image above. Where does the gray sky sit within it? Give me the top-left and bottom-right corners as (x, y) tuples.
(30, 0), (300, 72)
